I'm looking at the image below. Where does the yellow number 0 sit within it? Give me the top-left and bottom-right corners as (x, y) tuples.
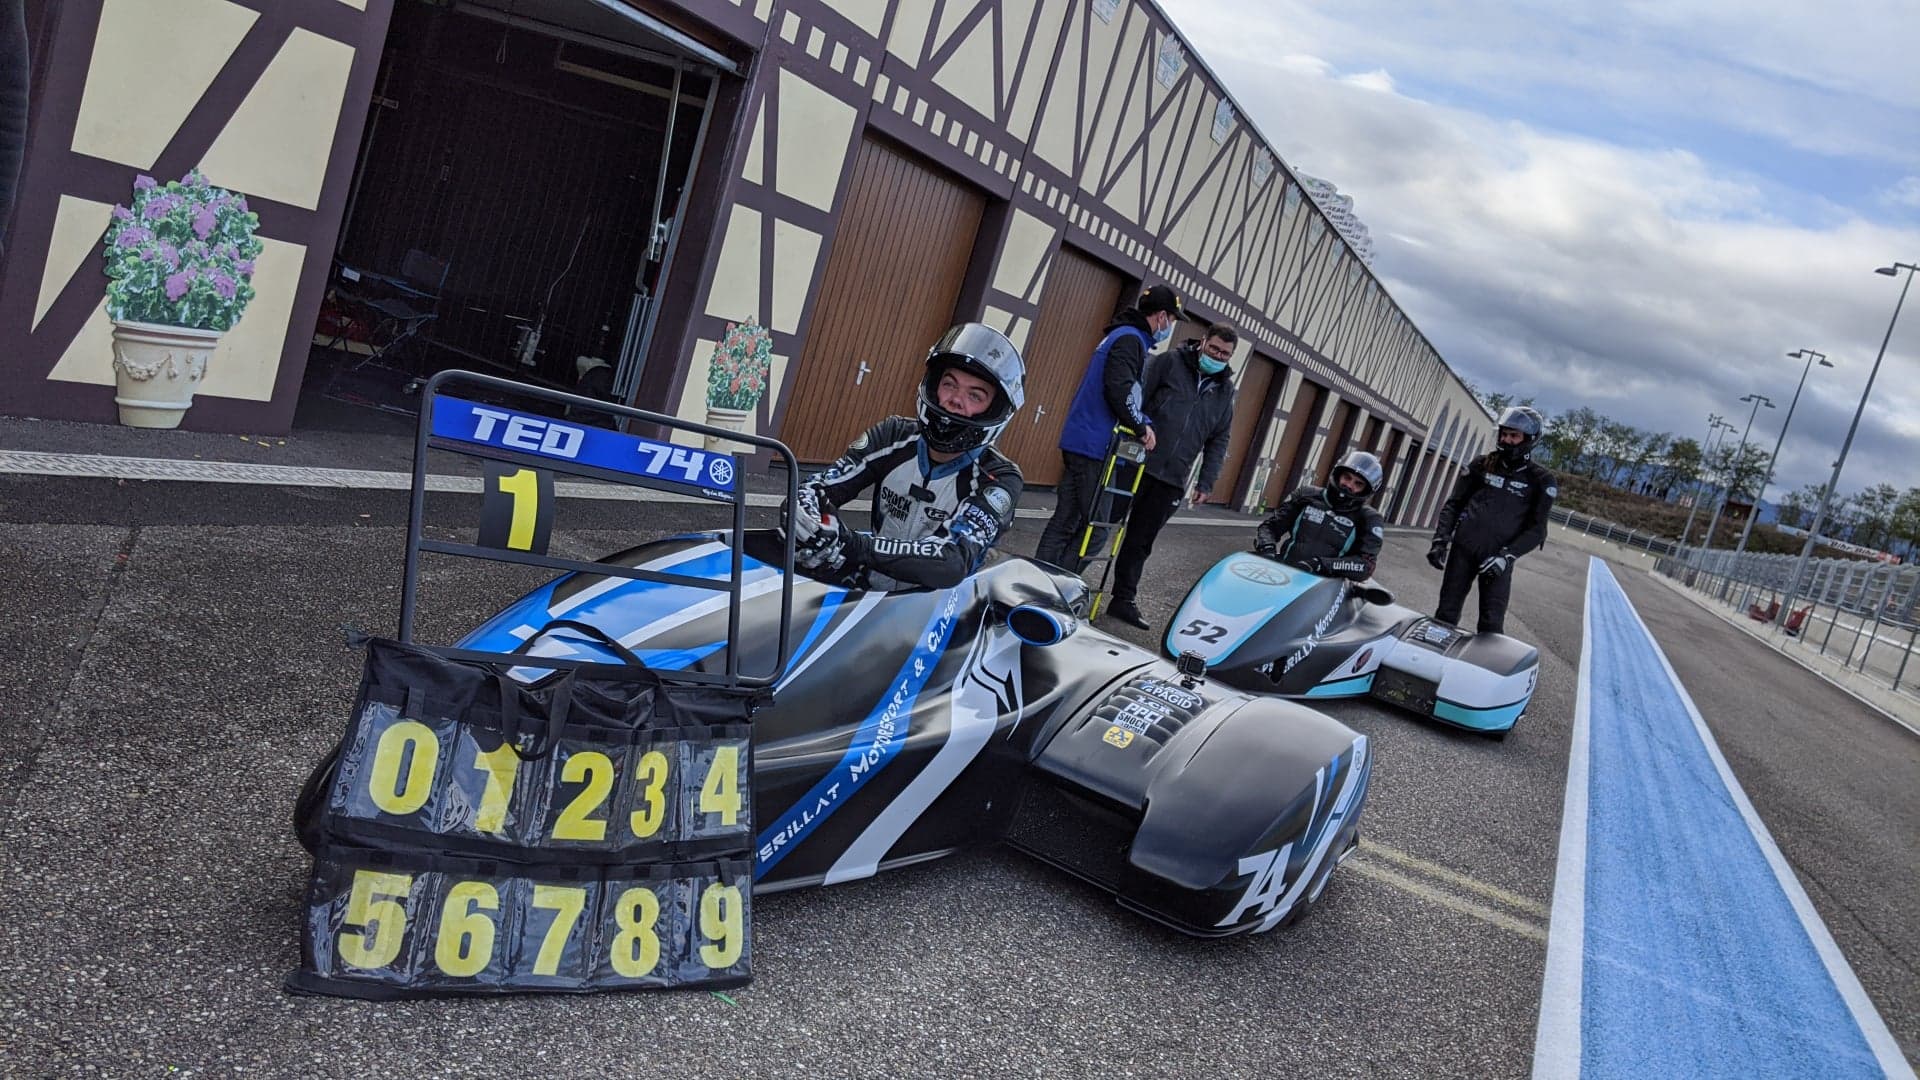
(340, 870), (412, 969)
(609, 886), (661, 978)
(699, 883), (743, 969)
(369, 721), (440, 815)
(434, 881), (498, 977)
(495, 468), (540, 551)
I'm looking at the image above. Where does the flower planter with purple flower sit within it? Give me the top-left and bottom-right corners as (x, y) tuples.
(99, 171), (263, 428)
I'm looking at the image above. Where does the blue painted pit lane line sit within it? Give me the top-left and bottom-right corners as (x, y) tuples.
(1534, 558), (1912, 1079)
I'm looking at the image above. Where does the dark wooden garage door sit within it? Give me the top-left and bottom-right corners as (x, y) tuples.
(1264, 378), (1327, 508)
(780, 138), (985, 461)
(1313, 399), (1359, 485)
(998, 245), (1126, 485)
(1211, 353), (1279, 505)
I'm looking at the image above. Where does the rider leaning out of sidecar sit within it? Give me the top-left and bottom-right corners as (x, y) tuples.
(787, 322), (1028, 591)
(1252, 451), (1387, 582)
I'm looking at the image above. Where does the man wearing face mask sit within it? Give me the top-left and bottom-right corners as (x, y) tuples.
(1104, 322), (1240, 630)
(1034, 284), (1185, 572)
(1427, 405), (1556, 634)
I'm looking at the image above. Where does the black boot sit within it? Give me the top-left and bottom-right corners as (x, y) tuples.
(1106, 598), (1150, 630)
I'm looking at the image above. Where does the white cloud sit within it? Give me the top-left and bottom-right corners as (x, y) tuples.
(1156, 0), (1920, 497)
(1884, 177), (1920, 209)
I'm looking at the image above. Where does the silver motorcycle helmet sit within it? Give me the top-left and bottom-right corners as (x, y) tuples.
(917, 322), (1026, 454)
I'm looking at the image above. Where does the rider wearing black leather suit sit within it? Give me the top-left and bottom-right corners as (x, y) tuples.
(1254, 451), (1387, 581)
(790, 322), (1026, 591)
(1427, 405), (1557, 634)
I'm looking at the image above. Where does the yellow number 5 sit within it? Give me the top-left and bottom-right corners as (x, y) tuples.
(340, 870), (412, 969)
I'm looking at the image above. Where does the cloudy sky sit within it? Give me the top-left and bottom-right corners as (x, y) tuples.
(1163, 0), (1920, 501)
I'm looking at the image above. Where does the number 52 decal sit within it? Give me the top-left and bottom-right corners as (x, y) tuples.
(1177, 619), (1228, 644)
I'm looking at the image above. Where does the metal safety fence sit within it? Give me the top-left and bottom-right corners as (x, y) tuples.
(1653, 546), (1920, 696)
(1550, 506), (1681, 558)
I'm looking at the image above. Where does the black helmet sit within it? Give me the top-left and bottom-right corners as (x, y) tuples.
(1328, 450), (1382, 511)
(1496, 405), (1544, 465)
(918, 322), (1026, 454)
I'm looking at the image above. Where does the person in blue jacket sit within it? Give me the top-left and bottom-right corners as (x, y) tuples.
(1033, 284), (1185, 572)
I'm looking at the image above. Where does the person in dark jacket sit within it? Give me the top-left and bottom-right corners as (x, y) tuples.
(1104, 323), (1239, 629)
(1254, 451), (1387, 582)
(1427, 405), (1557, 634)
(1033, 283), (1185, 572)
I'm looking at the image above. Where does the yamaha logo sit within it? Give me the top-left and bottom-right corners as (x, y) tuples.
(1230, 559), (1290, 587)
(708, 457), (735, 486)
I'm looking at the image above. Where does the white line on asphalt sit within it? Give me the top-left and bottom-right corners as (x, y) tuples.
(0, 449), (1253, 527)
(1532, 557), (1596, 1079)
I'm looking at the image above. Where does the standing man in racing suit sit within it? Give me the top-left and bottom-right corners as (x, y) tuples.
(789, 322), (1026, 591)
(1427, 405), (1556, 634)
(1033, 284), (1185, 571)
(1254, 451), (1386, 581)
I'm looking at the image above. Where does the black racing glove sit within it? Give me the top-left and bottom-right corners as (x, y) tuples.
(1478, 550), (1515, 579)
(1426, 539), (1449, 571)
(1298, 556), (1330, 576)
(1254, 541), (1277, 559)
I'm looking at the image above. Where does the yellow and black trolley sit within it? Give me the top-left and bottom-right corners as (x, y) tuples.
(1076, 424), (1150, 619)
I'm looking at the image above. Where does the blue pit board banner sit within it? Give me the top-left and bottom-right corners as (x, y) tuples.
(431, 396), (738, 496)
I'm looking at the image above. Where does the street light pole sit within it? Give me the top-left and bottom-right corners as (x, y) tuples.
(1777, 261), (1917, 630)
(1681, 413), (1743, 545)
(1703, 393), (1774, 550)
(1732, 349), (1831, 560)
(1679, 413), (1726, 546)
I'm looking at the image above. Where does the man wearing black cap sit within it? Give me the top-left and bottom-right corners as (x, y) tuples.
(1034, 283), (1185, 572)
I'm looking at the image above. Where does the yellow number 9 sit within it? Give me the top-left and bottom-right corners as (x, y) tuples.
(434, 881), (499, 977)
(698, 883), (743, 969)
(369, 720), (440, 815)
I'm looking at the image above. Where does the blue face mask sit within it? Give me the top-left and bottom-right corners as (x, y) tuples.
(1152, 322), (1173, 346)
(1197, 355), (1226, 375)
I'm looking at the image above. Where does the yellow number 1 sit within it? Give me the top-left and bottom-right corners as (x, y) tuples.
(495, 468), (540, 551)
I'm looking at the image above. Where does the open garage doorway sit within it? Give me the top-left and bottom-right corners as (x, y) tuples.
(303, 0), (729, 422)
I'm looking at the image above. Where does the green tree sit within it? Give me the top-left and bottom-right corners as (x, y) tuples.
(1852, 483), (1900, 551)
(1890, 487), (1920, 560)
(1651, 437), (1703, 499)
(1550, 407), (1603, 476)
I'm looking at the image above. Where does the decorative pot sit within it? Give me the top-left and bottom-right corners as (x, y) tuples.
(704, 404), (752, 451)
(110, 320), (220, 429)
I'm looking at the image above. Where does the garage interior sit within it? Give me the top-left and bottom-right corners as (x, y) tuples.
(304, 0), (719, 419)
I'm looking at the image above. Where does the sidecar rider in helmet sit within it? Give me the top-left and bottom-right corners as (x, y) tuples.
(1427, 404), (1557, 634)
(1253, 450), (1386, 581)
(787, 322), (1026, 591)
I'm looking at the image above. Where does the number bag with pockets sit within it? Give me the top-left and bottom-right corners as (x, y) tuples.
(289, 632), (760, 998)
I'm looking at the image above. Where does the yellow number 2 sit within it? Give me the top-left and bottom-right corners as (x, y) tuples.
(495, 468), (541, 551)
(698, 745), (742, 827)
(609, 886), (661, 978)
(698, 883), (744, 969)
(552, 751), (614, 841)
(339, 869), (413, 970)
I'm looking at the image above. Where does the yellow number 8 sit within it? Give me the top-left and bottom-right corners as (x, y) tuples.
(609, 886), (661, 978)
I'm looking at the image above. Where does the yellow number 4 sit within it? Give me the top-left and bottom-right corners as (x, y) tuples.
(698, 745), (742, 826)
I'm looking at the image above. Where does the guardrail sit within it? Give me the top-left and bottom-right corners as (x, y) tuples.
(1653, 545), (1920, 696)
(1550, 506), (1681, 557)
